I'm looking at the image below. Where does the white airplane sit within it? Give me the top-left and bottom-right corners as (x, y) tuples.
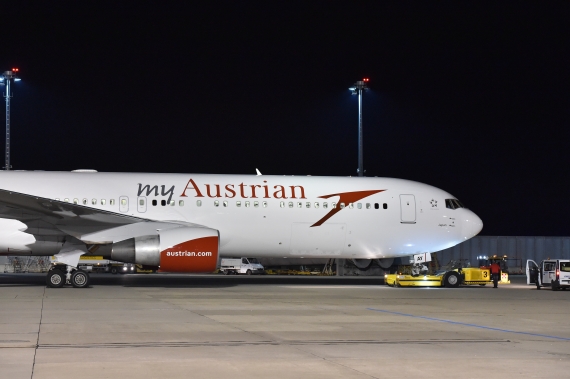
(0, 170), (482, 288)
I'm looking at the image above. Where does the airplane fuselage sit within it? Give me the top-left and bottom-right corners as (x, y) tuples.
(0, 171), (483, 260)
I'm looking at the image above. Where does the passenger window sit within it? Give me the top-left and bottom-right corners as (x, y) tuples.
(92, 199), (97, 205)
(223, 201), (228, 207)
(349, 203), (354, 209)
(332, 202), (336, 208)
(340, 203), (345, 209)
(298, 202), (302, 208)
(139, 199), (145, 206)
(323, 202), (328, 209)
(73, 198), (78, 204)
(179, 200), (184, 206)
(262, 201), (267, 208)
(101, 199), (106, 205)
(110, 199), (115, 206)
(366, 203), (371, 209)
(214, 200), (219, 207)
(280, 201), (285, 208)
(245, 201), (250, 207)
(383, 203), (388, 209)
(82, 198), (88, 205)
(306, 202), (311, 208)
(55, 198), (60, 201)
(374, 203), (379, 209)
(254, 201), (259, 208)
(197, 200), (202, 207)
(64, 198), (69, 203)
(237, 201), (242, 207)
(288, 202), (293, 208)
(152, 199), (157, 206)
(315, 202), (319, 209)
(170, 200), (175, 206)
(357, 203), (362, 209)
(160, 200), (166, 206)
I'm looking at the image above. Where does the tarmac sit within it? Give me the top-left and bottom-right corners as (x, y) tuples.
(1, 273), (569, 379)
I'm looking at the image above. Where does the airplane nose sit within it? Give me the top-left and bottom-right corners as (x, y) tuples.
(462, 209), (483, 239)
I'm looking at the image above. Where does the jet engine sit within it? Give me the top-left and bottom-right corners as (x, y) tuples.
(111, 227), (219, 273)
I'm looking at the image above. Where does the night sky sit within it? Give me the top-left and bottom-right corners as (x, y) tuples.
(2, 2), (569, 236)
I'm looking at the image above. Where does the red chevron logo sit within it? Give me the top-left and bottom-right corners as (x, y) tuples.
(311, 190), (385, 227)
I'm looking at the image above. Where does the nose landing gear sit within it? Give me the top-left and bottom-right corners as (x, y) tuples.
(46, 264), (91, 288)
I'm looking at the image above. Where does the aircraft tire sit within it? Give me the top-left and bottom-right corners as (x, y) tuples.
(443, 272), (460, 288)
(46, 270), (65, 288)
(71, 270), (90, 288)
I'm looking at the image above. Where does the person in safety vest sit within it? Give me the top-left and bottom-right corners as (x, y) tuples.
(490, 261), (501, 288)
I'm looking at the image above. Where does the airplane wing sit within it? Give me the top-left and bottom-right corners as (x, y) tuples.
(0, 189), (204, 245)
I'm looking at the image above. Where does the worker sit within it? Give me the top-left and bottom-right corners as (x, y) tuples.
(490, 260), (501, 288)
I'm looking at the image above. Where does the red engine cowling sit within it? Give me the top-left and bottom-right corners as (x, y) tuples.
(111, 227), (220, 273)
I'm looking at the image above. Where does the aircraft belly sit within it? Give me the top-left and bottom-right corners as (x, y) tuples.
(290, 223), (346, 257)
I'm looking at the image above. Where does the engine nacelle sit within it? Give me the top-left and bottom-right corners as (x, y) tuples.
(111, 227), (219, 273)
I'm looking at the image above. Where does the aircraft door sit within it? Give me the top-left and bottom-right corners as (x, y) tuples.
(400, 194), (416, 223)
(119, 196), (129, 213)
(137, 197), (147, 213)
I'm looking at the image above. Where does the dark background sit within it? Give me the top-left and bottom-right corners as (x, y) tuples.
(1, 1), (569, 236)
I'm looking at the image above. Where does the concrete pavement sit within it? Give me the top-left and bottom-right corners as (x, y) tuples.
(1, 274), (569, 379)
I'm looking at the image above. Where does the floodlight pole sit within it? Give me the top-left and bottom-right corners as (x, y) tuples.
(1, 69), (19, 171)
(349, 79), (369, 177)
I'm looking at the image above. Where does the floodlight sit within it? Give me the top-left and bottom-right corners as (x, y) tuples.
(348, 78), (369, 177)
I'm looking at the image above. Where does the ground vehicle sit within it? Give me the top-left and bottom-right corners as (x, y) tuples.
(50, 256), (154, 275)
(219, 257), (264, 275)
(385, 266), (491, 288)
(526, 259), (570, 290)
(120, 263), (136, 274)
(51, 256), (126, 273)
(385, 255), (508, 288)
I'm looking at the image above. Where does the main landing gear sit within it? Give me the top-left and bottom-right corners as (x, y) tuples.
(46, 264), (91, 288)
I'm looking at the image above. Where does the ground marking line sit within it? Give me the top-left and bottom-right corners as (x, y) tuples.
(366, 308), (570, 341)
(31, 286), (46, 379)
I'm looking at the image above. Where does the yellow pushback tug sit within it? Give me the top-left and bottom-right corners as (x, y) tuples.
(385, 255), (509, 288)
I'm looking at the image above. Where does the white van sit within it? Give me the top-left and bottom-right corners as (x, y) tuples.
(219, 257), (265, 275)
(526, 259), (570, 290)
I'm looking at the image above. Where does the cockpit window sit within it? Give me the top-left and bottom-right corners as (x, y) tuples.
(445, 199), (465, 210)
